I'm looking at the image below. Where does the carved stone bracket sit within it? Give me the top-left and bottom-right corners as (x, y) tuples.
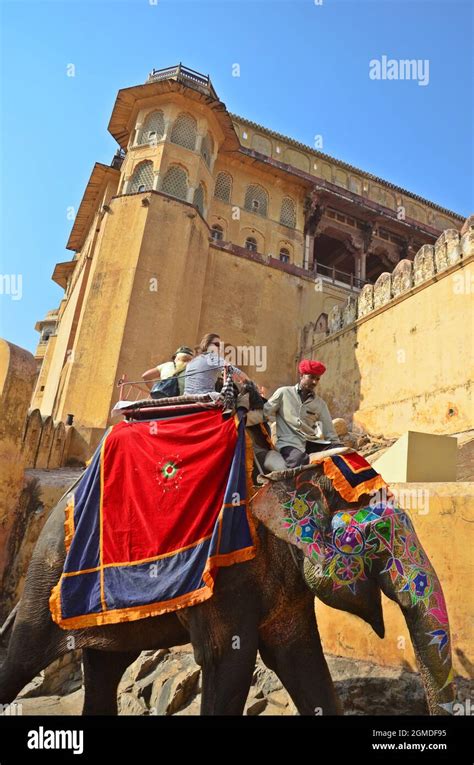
(304, 190), (326, 236)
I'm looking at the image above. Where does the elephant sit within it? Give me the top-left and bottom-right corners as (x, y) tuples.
(251, 463), (455, 715)
(0, 459), (454, 716)
(0, 472), (341, 716)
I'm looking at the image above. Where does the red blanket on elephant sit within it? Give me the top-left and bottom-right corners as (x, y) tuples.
(50, 409), (257, 629)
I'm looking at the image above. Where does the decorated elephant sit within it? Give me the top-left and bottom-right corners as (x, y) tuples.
(0, 471), (339, 716)
(0, 457), (454, 715)
(251, 461), (455, 715)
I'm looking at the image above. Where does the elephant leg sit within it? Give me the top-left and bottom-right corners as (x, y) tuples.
(82, 648), (140, 715)
(259, 595), (341, 715)
(187, 599), (259, 715)
(377, 566), (454, 715)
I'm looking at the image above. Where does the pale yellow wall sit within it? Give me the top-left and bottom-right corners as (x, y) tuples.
(30, 334), (57, 411)
(39, 270), (86, 417)
(41, 177), (119, 422)
(197, 244), (349, 392)
(208, 158), (305, 266)
(316, 482), (474, 678)
(312, 260), (474, 436)
(120, 97), (307, 266)
(54, 193), (148, 427)
(45, 184), (348, 439)
(231, 117), (461, 232)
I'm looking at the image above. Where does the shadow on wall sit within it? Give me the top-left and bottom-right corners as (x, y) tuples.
(300, 304), (362, 431)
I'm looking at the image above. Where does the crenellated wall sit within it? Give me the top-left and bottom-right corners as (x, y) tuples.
(300, 217), (474, 437)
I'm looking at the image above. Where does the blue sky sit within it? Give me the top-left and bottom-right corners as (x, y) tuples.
(1, 0), (472, 353)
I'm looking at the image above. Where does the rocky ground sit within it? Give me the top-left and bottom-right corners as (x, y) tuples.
(5, 646), (471, 717)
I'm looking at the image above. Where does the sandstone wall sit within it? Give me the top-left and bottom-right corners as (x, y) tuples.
(0, 340), (37, 591)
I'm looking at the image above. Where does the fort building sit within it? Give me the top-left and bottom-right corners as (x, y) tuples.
(29, 64), (465, 453)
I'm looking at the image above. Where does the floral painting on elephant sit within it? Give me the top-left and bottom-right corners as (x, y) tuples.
(251, 455), (455, 714)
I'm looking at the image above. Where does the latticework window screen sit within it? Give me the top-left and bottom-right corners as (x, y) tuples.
(214, 172), (232, 203)
(129, 161), (154, 192)
(280, 197), (296, 228)
(244, 185), (268, 217)
(138, 111), (165, 145)
(161, 166), (188, 200)
(170, 113), (197, 151)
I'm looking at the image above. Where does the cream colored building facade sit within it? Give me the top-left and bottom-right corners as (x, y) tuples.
(30, 65), (464, 451)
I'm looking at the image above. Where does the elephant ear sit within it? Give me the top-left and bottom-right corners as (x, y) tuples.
(251, 472), (332, 570)
(307, 559), (385, 638)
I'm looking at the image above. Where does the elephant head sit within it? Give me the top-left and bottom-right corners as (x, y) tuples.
(251, 463), (455, 715)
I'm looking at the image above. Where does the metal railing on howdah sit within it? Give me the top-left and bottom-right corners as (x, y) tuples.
(314, 262), (367, 290)
(116, 362), (234, 402)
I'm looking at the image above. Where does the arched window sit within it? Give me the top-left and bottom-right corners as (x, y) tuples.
(245, 237), (257, 252)
(138, 111), (165, 145)
(160, 165), (188, 200)
(129, 161), (154, 193)
(214, 172), (232, 203)
(200, 133), (214, 168)
(315, 312), (328, 334)
(211, 224), (224, 241)
(193, 183), (206, 216)
(280, 197), (296, 228)
(279, 247), (290, 263)
(170, 113), (197, 151)
(244, 185), (268, 217)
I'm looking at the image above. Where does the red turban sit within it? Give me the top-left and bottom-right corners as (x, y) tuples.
(298, 359), (326, 376)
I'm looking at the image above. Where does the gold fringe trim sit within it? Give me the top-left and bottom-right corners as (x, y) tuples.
(64, 497), (75, 554)
(49, 541), (258, 630)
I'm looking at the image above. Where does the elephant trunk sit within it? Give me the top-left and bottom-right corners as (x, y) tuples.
(376, 562), (455, 716)
(399, 597), (454, 715)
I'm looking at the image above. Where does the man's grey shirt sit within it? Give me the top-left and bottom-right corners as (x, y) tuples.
(263, 384), (339, 451)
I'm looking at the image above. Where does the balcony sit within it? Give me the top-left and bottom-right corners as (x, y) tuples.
(147, 64), (218, 100)
(314, 262), (366, 291)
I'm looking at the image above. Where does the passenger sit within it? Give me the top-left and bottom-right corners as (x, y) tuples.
(142, 346), (194, 395)
(184, 333), (249, 398)
(263, 359), (341, 468)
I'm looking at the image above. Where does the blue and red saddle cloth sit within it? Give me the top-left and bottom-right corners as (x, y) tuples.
(50, 409), (257, 629)
(50, 408), (386, 629)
